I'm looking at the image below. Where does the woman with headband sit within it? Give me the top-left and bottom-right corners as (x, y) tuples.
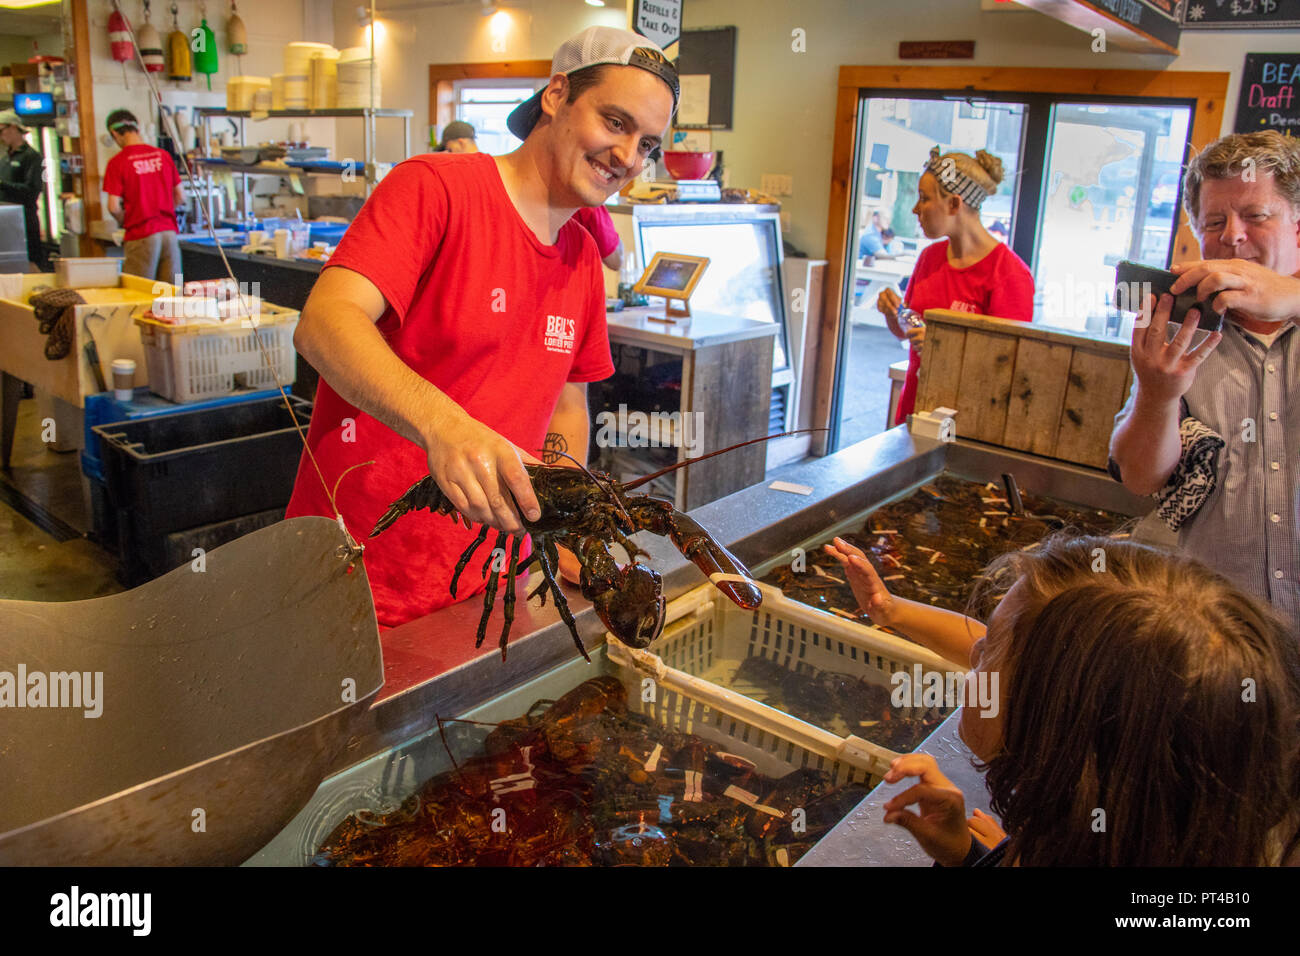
(877, 148), (1035, 426)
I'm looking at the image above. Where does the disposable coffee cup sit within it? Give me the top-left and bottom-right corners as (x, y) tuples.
(111, 358), (136, 402)
(273, 228), (291, 258)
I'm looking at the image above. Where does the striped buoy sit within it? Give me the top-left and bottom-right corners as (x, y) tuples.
(137, 1), (164, 73)
(108, 3), (133, 87)
(107, 6), (133, 63)
(137, 22), (164, 73)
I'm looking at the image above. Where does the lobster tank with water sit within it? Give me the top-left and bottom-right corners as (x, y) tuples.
(249, 426), (1149, 867)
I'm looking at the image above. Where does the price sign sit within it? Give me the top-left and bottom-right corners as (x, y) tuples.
(1183, 0), (1300, 28)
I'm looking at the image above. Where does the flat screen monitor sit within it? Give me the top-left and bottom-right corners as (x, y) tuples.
(634, 214), (790, 372)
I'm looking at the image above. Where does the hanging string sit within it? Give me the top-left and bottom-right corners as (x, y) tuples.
(112, 11), (363, 559)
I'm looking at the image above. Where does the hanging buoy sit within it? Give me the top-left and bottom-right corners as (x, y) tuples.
(194, 16), (218, 90)
(137, 0), (165, 73)
(168, 1), (191, 82)
(108, 2), (134, 87)
(228, 1), (247, 56)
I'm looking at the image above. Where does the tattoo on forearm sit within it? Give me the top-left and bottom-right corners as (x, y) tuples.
(542, 432), (568, 464)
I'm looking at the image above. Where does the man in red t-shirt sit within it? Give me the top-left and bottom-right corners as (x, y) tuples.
(286, 26), (678, 628)
(103, 109), (183, 282)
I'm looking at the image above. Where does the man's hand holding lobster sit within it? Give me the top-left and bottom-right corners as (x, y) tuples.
(422, 406), (542, 536)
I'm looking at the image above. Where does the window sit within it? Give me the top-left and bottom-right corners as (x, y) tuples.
(451, 79), (548, 155)
(1034, 103), (1192, 332)
(831, 89), (1195, 450)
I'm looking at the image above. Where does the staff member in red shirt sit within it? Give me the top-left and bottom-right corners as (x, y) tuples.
(102, 109), (184, 282)
(572, 204), (624, 271)
(286, 26), (678, 629)
(878, 148), (1035, 425)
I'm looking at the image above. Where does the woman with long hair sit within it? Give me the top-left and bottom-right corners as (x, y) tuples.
(826, 533), (1300, 866)
(878, 148), (1035, 425)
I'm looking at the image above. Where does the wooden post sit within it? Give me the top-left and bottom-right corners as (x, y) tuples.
(70, 0), (103, 257)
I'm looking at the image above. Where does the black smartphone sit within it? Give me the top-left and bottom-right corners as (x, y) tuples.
(1114, 260), (1224, 332)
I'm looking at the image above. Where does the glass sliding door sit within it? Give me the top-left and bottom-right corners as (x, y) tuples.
(834, 95), (1026, 449)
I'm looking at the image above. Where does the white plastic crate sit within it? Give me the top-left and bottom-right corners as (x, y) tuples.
(605, 582), (965, 788)
(135, 307), (299, 403)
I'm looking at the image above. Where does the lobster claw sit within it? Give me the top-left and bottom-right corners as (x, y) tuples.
(665, 513), (764, 611)
(589, 563), (665, 649)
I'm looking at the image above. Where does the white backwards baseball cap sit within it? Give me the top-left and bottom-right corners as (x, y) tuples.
(506, 25), (679, 149)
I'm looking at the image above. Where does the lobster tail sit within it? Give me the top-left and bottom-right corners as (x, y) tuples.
(370, 474), (449, 537)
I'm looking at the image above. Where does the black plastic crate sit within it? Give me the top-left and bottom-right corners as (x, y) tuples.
(93, 396), (311, 583)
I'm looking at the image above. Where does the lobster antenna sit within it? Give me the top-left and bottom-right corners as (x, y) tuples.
(548, 450), (633, 525)
(622, 429), (827, 492)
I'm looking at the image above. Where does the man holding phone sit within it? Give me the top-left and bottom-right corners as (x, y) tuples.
(1109, 131), (1299, 628)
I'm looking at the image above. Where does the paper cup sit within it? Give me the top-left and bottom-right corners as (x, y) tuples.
(274, 228), (291, 258)
(111, 358), (136, 401)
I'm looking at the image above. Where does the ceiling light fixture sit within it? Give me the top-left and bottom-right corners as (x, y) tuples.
(0, 0), (61, 8)
(480, 0), (499, 16)
(585, 0), (607, 7)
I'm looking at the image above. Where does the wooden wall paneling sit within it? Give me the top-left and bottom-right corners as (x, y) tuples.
(1004, 337), (1074, 456)
(954, 329), (1017, 444)
(1055, 350), (1132, 468)
(914, 320), (966, 414)
(813, 66), (1229, 455)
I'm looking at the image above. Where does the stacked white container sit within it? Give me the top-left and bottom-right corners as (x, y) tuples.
(227, 76), (271, 112)
(336, 47), (380, 109)
(309, 49), (340, 109)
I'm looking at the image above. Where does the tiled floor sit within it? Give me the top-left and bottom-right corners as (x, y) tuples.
(0, 396), (124, 603)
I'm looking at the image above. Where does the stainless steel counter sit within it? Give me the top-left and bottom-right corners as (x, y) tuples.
(606, 306), (778, 351)
(290, 426), (1152, 866)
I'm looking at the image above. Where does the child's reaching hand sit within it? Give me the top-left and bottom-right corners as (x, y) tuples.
(882, 754), (973, 866)
(968, 808), (1007, 850)
(823, 537), (899, 627)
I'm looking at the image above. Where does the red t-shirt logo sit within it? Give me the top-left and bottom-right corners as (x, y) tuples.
(544, 314), (576, 354)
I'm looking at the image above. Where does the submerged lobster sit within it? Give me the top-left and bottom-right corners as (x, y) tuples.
(370, 441), (770, 662)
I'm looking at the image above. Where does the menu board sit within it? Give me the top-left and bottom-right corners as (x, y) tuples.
(1182, 0), (1300, 28)
(1233, 53), (1300, 134)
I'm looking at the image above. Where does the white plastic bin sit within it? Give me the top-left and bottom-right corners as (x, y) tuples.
(134, 306), (299, 402)
(54, 257), (122, 289)
(605, 581), (966, 787)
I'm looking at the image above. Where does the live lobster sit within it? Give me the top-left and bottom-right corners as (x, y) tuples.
(369, 438), (777, 662)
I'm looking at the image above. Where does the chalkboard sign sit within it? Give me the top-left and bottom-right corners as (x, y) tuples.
(1183, 0), (1300, 29)
(1234, 53), (1300, 134)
